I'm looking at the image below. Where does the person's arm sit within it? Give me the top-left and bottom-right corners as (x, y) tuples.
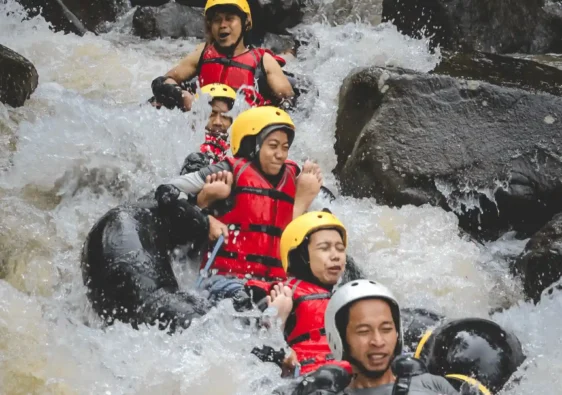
(262, 53), (295, 100)
(292, 161), (323, 219)
(151, 43), (206, 110)
(165, 161), (231, 196)
(164, 43), (206, 84)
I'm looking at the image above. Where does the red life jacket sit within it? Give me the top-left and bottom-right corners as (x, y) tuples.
(197, 44), (286, 107)
(286, 278), (352, 375)
(201, 157), (297, 281)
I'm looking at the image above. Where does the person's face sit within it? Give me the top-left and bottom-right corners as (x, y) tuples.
(308, 229), (346, 285)
(210, 11), (243, 47)
(346, 299), (398, 375)
(205, 99), (232, 136)
(258, 130), (289, 175)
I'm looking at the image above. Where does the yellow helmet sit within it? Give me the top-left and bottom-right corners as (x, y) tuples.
(280, 211), (348, 272)
(204, 0), (252, 28)
(200, 83), (237, 102)
(230, 106), (295, 157)
(444, 375), (491, 395)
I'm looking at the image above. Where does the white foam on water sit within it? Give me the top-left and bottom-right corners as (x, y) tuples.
(0, 1), (549, 393)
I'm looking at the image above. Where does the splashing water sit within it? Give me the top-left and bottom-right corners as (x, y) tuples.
(0, 1), (553, 393)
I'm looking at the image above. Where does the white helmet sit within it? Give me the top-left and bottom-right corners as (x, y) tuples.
(325, 279), (403, 360)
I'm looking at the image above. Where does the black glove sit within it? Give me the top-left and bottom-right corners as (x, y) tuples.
(151, 76), (185, 110)
(156, 184), (210, 246)
(201, 275), (253, 311)
(291, 365), (351, 395)
(139, 289), (211, 334)
(391, 356), (428, 395)
(203, 275), (244, 299)
(251, 345), (287, 368)
(155, 184), (181, 208)
(180, 152), (211, 175)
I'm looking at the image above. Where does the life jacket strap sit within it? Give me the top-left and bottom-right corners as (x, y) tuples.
(200, 57), (257, 72)
(229, 223), (284, 237)
(288, 327), (327, 346)
(299, 353), (335, 366)
(293, 293), (332, 309)
(216, 250), (283, 268)
(234, 186), (295, 204)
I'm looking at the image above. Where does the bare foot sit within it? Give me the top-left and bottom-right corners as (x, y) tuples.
(266, 283), (294, 326)
(197, 171), (233, 208)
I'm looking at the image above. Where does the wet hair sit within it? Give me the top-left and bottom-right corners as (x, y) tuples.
(210, 96), (234, 111)
(235, 135), (257, 159)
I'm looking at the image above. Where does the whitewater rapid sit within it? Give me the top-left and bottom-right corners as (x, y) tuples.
(1, 2), (560, 393)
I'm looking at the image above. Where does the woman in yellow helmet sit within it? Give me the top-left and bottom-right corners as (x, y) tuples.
(255, 209), (354, 377)
(155, 106), (322, 284)
(151, 0), (294, 111)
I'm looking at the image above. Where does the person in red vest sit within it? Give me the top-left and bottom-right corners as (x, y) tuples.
(179, 83), (237, 177)
(258, 210), (353, 377)
(151, 0), (294, 112)
(155, 106), (322, 283)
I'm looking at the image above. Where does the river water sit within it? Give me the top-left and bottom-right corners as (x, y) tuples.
(0, 1), (561, 394)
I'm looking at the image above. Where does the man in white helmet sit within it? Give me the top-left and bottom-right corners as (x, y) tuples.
(286, 279), (459, 395)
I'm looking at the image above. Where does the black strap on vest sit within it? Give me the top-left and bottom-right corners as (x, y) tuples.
(216, 250), (283, 268)
(201, 56), (256, 72)
(299, 353), (335, 367)
(229, 223), (284, 237)
(293, 293), (331, 309)
(234, 186), (294, 204)
(288, 327), (327, 346)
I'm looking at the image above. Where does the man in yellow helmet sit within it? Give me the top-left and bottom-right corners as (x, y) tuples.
(151, 0), (294, 112)
(180, 83), (238, 176)
(155, 106), (322, 286)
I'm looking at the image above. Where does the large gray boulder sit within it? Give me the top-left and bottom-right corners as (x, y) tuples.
(16, 0), (127, 35)
(334, 53), (562, 240)
(512, 213), (562, 303)
(381, 0), (562, 54)
(0, 44), (38, 108)
(132, 3), (205, 40)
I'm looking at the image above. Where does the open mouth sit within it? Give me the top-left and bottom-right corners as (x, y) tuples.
(367, 353), (387, 363)
(218, 32), (230, 39)
(327, 266), (342, 274)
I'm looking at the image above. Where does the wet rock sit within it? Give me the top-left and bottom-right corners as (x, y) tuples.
(433, 51), (562, 96)
(132, 2), (205, 40)
(16, 0), (127, 34)
(382, 0), (562, 54)
(512, 213), (562, 303)
(175, 0), (206, 6)
(262, 32), (296, 54)
(258, 0), (305, 35)
(303, 0), (383, 27)
(130, 0), (169, 6)
(0, 44), (38, 108)
(334, 54), (562, 240)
